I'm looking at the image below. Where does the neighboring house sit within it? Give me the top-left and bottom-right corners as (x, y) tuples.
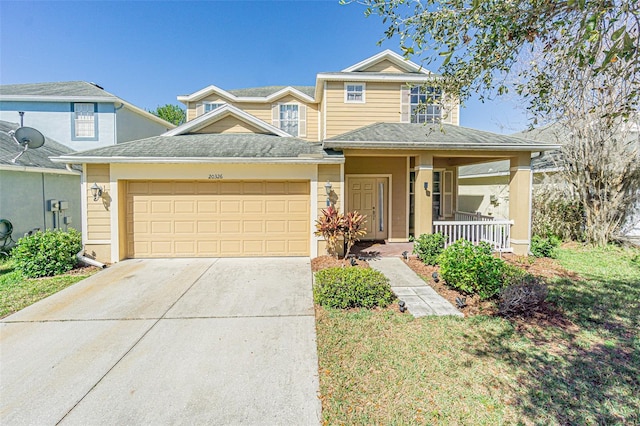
(0, 120), (81, 246)
(458, 123), (640, 236)
(52, 50), (558, 263)
(0, 81), (174, 151)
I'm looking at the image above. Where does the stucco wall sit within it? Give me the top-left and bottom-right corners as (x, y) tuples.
(0, 169), (81, 244)
(115, 107), (170, 143)
(457, 175), (510, 219)
(0, 101), (116, 150)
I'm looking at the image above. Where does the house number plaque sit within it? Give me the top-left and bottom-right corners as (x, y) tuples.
(208, 174), (223, 180)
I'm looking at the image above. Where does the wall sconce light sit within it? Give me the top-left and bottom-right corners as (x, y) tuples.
(423, 182), (429, 190)
(90, 183), (103, 201)
(324, 180), (332, 206)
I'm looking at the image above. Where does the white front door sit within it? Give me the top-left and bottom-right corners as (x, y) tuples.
(347, 177), (388, 240)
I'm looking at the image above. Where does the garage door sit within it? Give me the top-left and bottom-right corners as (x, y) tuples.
(125, 180), (310, 257)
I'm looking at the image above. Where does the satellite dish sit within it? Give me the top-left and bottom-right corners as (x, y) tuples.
(8, 126), (45, 163)
(13, 127), (45, 149)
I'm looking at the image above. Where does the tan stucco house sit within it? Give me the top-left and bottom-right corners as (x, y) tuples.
(53, 51), (559, 263)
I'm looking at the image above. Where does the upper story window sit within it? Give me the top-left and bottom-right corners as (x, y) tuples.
(73, 103), (97, 139)
(272, 103), (307, 137)
(204, 102), (225, 113)
(345, 83), (365, 103)
(410, 86), (442, 123)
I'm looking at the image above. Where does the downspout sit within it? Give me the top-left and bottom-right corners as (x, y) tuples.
(67, 163), (108, 269)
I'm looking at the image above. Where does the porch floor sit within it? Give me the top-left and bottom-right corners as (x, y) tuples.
(351, 240), (415, 258)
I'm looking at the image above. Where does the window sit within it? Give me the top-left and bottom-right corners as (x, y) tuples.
(410, 86), (442, 123)
(73, 103), (96, 138)
(272, 103), (306, 137)
(204, 102), (225, 113)
(345, 83), (365, 103)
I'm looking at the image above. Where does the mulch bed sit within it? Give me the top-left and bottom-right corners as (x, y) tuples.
(311, 251), (579, 328)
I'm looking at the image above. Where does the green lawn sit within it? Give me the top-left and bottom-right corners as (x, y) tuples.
(0, 259), (96, 318)
(315, 245), (640, 425)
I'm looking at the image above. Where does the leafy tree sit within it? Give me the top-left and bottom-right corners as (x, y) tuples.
(347, 0), (639, 118)
(150, 104), (186, 126)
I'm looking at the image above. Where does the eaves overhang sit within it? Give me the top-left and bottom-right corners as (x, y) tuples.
(323, 141), (562, 152)
(51, 155), (345, 165)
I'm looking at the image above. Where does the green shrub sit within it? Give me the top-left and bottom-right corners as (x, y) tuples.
(313, 267), (395, 309)
(532, 187), (583, 241)
(412, 233), (447, 265)
(12, 229), (82, 278)
(437, 240), (507, 300)
(530, 234), (561, 258)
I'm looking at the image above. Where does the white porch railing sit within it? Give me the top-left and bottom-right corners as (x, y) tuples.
(433, 219), (514, 252)
(454, 210), (495, 222)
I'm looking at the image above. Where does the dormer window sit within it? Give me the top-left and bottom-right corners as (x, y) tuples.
(204, 102), (225, 113)
(272, 103), (307, 137)
(345, 83), (365, 103)
(410, 86), (442, 123)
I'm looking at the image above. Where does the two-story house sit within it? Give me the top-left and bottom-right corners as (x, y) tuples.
(0, 81), (173, 151)
(53, 51), (558, 263)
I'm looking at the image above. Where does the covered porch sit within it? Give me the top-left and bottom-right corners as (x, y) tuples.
(323, 123), (560, 255)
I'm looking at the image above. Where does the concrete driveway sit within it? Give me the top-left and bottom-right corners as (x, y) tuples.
(0, 258), (321, 425)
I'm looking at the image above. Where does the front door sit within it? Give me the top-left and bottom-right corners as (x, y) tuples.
(347, 177), (388, 240)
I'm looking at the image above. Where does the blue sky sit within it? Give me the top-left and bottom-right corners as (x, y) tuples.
(0, 0), (529, 133)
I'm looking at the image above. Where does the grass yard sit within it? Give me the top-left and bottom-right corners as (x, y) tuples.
(315, 245), (640, 425)
(0, 259), (97, 318)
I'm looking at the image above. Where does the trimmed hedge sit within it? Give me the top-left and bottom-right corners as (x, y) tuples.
(412, 233), (447, 265)
(313, 267), (395, 309)
(12, 229), (82, 278)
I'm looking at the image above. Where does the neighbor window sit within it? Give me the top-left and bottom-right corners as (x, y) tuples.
(73, 103), (96, 138)
(204, 102), (225, 113)
(410, 86), (442, 123)
(345, 83), (365, 103)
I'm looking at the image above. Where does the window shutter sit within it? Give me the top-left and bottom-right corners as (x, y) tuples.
(400, 85), (410, 123)
(272, 104), (280, 128)
(443, 170), (453, 217)
(298, 104), (307, 137)
(196, 103), (204, 117)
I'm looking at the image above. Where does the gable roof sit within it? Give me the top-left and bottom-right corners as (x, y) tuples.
(341, 50), (430, 74)
(0, 81), (174, 129)
(163, 104), (289, 137)
(324, 123), (561, 151)
(51, 133), (343, 164)
(177, 84), (316, 104)
(0, 120), (78, 172)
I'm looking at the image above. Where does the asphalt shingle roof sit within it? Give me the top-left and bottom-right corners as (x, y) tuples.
(59, 133), (333, 160)
(0, 121), (75, 169)
(0, 81), (116, 99)
(325, 123), (558, 150)
(228, 86), (316, 98)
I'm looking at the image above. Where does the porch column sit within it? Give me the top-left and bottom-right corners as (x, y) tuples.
(414, 152), (433, 236)
(509, 152), (532, 255)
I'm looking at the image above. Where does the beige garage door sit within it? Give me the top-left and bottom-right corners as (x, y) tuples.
(125, 180), (310, 257)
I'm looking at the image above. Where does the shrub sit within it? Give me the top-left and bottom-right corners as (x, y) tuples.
(532, 186), (583, 241)
(437, 240), (507, 300)
(412, 233), (447, 265)
(12, 229), (82, 278)
(313, 267), (394, 309)
(498, 275), (549, 317)
(314, 206), (344, 258)
(342, 211), (367, 258)
(530, 234), (561, 258)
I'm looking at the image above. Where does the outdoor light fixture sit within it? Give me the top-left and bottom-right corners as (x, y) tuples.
(423, 182), (429, 190)
(398, 300), (407, 313)
(324, 180), (332, 206)
(90, 183), (103, 201)
(402, 250), (409, 261)
(432, 271), (439, 283)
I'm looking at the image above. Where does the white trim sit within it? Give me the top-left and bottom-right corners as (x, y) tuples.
(459, 171), (511, 179)
(388, 238), (411, 243)
(162, 104), (290, 137)
(322, 82), (327, 140)
(110, 176), (119, 263)
(177, 84), (316, 104)
(310, 170), (319, 258)
(414, 165), (433, 171)
(317, 107), (321, 142)
(52, 156), (345, 165)
(345, 174), (393, 241)
(317, 73), (438, 83)
(0, 164), (80, 175)
(344, 82), (366, 103)
(326, 141), (561, 151)
(510, 165), (532, 171)
(341, 49), (430, 74)
(510, 239), (530, 245)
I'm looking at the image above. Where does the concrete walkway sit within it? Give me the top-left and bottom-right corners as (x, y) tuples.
(369, 258), (463, 317)
(1, 258), (321, 425)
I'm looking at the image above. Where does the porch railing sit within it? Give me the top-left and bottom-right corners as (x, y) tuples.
(454, 210), (495, 222)
(433, 219), (514, 252)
